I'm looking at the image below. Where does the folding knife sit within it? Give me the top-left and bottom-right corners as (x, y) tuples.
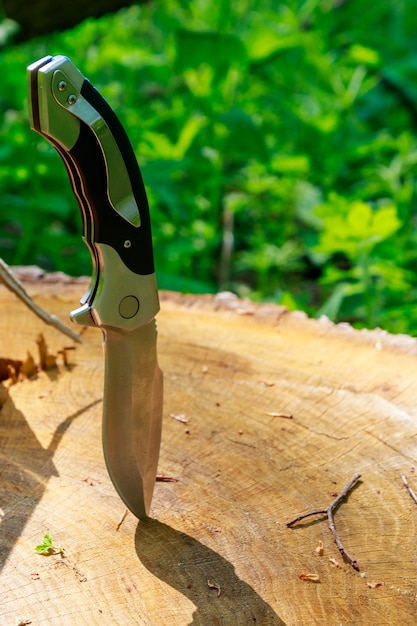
(27, 55), (163, 519)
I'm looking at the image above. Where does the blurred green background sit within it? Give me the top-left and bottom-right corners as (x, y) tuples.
(1, 0), (417, 334)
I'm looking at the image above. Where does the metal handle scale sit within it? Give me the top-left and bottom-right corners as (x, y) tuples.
(27, 55), (159, 331)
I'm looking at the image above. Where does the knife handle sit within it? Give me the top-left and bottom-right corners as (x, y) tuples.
(27, 56), (159, 330)
(28, 55), (154, 276)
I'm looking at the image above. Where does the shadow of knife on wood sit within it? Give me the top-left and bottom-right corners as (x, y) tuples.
(135, 518), (286, 625)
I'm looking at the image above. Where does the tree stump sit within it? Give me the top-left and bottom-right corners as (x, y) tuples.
(1, 273), (416, 624)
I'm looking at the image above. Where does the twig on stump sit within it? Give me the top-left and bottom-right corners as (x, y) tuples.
(116, 509), (129, 531)
(0, 258), (81, 343)
(286, 473), (361, 571)
(401, 474), (417, 506)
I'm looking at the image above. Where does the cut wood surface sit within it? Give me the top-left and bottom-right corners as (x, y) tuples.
(1, 273), (417, 625)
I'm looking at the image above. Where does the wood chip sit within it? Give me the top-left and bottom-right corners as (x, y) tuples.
(58, 346), (75, 367)
(329, 557), (342, 569)
(207, 579), (221, 596)
(156, 474), (179, 482)
(20, 352), (37, 378)
(299, 573), (320, 582)
(170, 413), (188, 423)
(36, 333), (57, 370)
(0, 358), (22, 382)
(315, 540), (324, 556)
(265, 412), (293, 419)
(367, 581), (384, 588)
(0, 338), (73, 384)
(7, 363), (19, 384)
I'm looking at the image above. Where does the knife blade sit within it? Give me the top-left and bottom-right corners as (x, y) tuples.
(27, 55), (163, 519)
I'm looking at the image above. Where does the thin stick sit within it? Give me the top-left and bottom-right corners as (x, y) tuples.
(0, 259), (81, 343)
(116, 509), (129, 531)
(401, 474), (417, 506)
(286, 473), (361, 571)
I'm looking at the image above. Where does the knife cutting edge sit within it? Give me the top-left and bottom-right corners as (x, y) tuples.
(27, 55), (163, 519)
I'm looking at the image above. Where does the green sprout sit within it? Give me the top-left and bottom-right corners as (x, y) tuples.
(34, 533), (64, 556)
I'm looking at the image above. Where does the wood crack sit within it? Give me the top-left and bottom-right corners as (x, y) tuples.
(365, 431), (417, 465)
(293, 420), (351, 441)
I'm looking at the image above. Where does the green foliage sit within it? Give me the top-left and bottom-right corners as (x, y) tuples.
(34, 532), (64, 555)
(1, 0), (417, 333)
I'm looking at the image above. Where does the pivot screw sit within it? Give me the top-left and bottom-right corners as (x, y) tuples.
(124, 240), (132, 249)
(58, 81), (67, 92)
(119, 295), (140, 319)
(67, 94), (77, 105)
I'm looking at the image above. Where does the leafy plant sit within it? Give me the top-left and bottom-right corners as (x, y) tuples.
(34, 532), (64, 555)
(1, 0), (417, 334)
(314, 195), (402, 327)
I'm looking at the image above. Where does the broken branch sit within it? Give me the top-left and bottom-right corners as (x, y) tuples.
(0, 259), (81, 343)
(286, 473), (361, 571)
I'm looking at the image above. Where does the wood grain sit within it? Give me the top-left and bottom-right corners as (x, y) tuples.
(1, 278), (417, 625)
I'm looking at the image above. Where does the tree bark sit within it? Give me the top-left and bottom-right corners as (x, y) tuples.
(3, 0), (144, 42)
(1, 275), (417, 624)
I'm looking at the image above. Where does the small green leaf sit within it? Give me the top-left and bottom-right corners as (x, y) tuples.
(246, 27), (306, 62)
(35, 533), (63, 555)
(348, 44), (381, 67)
(271, 154), (310, 174)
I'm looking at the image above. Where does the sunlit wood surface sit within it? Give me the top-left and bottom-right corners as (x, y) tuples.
(1, 275), (416, 625)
